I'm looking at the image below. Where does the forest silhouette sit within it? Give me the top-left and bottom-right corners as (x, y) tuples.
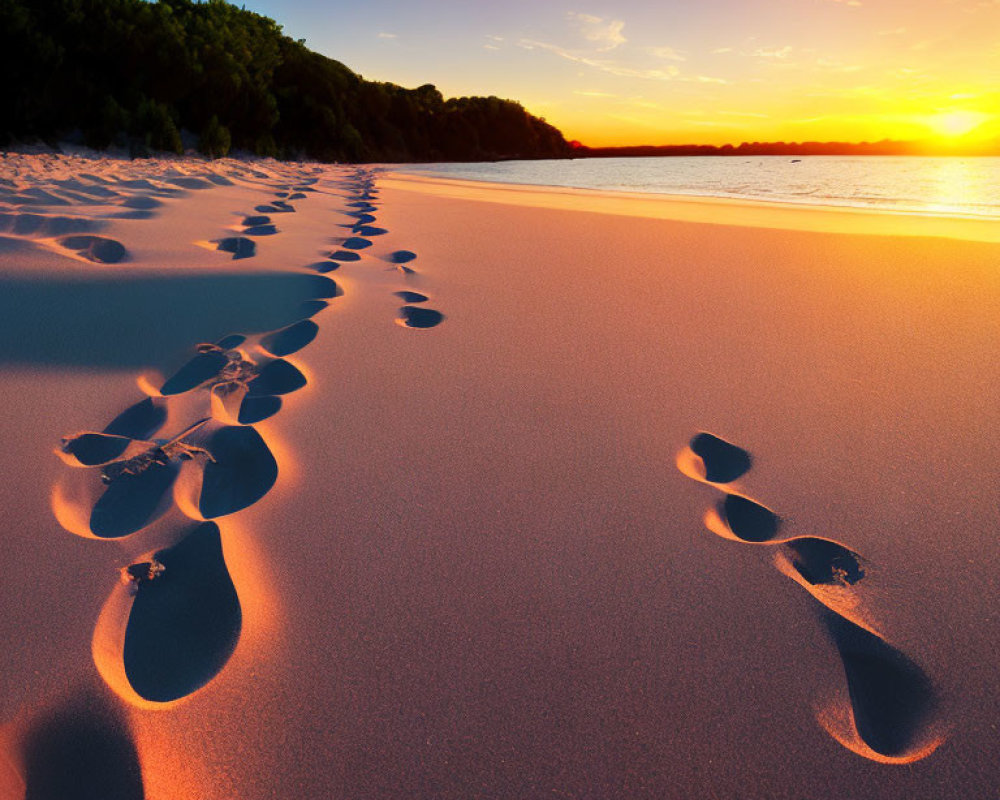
(0, 0), (571, 162)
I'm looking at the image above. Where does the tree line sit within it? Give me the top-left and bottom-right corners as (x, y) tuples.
(0, 0), (571, 162)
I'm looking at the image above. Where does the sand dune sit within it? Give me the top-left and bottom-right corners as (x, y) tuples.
(0, 150), (997, 799)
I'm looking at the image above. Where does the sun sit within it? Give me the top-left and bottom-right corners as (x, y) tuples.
(926, 111), (991, 138)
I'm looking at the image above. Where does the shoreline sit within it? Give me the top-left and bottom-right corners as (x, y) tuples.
(382, 171), (1000, 243)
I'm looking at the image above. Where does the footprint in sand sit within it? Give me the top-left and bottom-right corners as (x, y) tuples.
(68, 419), (214, 539)
(48, 168), (351, 716)
(397, 305), (445, 329)
(58, 234), (128, 264)
(816, 612), (943, 763)
(214, 236), (256, 259)
(676, 430), (944, 762)
(241, 214), (278, 236)
(394, 291), (429, 304)
(328, 249), (361, 262)
(341, 236), (372, 250)
(255, 200), (295, 214)
(16, 690), (144, 799)
(118, 521), (242, 703)
(260, 319), (319, 357)
(190, 424), (279, 518)
(354, 226), (388, 237)
(387, 250), (418, 272)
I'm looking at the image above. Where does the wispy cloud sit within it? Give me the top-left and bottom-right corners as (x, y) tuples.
(519, 39), (680, 80)
(377, 32), (397, 39)
(573, 90), (618, 97)
(647, 45), (685, 61)
(711, 47), (734, 54)
(827, 0), (862, 6)
(567, 12), (626, 51)
(752, 46), (794, 59)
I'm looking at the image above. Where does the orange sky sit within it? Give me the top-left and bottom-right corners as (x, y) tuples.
(245, 0), (1000, 147)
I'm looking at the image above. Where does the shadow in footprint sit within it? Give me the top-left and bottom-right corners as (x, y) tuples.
(822, 612), (939, 760)
(199, 426), (278, 518)
(309, 261), (339, 273)
(389, 250), (417, 264)
(394, 291), (428, 303)
(248, 359), (307, 396)
(305, 275), (341, 299)
(104, 398), (167, 440)
(238, 395), (281, 424)
(161, 350), (228, 395)
(90, 462), (178, 539)
(60, 235), (127, 264)
(241, 215), (270, 227)
(260, 320), (318, 357)
(121, 195), (161, 210)
(243, 225), (277, 236)
(690, 432), (752, 483)
(61, 433), (132, 466)
(341, 237), (372, 250)
(717, 494), (781, 542)
(21, 690), (144, 800)
(780, 538), (865, 586)
(215, 237), (255, 260)
(397, 306), (444, 329)
(123, 522), (241, 702)
(297, 300), (328, 318)
(354, 226), (387, 237)
(328, 250), (360, 262)
(216, 334), (246, 350)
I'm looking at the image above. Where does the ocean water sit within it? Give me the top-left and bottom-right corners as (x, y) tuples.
(394, 156), (1000, 219)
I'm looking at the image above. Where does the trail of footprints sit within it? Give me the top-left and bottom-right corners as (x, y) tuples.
(48, 163), (444, 734)
(314, 168), (445, 329)
(677, 432), (946, 764)
(50, 169), (341, 717)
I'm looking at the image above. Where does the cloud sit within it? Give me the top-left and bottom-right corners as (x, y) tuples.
(752, 46), (793, 59)
(567, 11), (626, 51)
(519, 39), (680, 80)
(377, 32), (397, 39)
(647, 46), (685, 61)
(828, 0), (862, 6)
(712, 47), (734, 54)
(573, 90), (618, 97)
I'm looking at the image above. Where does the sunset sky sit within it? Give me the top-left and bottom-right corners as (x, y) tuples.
(241, 0), (1000, 147)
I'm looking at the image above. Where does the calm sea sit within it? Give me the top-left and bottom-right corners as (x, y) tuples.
(394, 156), (1000, 220)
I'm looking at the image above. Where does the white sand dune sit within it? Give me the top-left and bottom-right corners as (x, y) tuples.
(0, 150), (997, 799)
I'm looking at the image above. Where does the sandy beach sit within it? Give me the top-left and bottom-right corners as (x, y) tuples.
(0, 151), (997, 799)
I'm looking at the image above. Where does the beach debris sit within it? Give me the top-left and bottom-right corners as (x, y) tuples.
(195, 343), (259, 390)
(121, 558), (166, 591)
(99, 419), (215, 485)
